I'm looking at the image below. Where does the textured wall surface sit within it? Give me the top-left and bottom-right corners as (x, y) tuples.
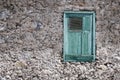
(0, 0), (120, 80)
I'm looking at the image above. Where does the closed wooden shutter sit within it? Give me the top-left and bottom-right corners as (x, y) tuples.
(64, 11), (95, 62)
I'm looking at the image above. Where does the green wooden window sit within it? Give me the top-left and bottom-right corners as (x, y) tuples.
(64, 11), (96, 62)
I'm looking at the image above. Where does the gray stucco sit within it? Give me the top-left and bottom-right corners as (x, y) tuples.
(0, 0), (120, 80)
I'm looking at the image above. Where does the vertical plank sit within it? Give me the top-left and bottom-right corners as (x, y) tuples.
(68, 31), (82, 55)
(92, 12), (96, 61)
(83, 15), (92, 31)
(82, 31), (90, 55)
(64, 13), (69, 60)
(77, 32), (82, 55)
(82, 15), (92, 55)
(68, 32), (73, 55)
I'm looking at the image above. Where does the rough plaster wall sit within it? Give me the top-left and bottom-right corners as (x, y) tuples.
(0, 0), (120, 80)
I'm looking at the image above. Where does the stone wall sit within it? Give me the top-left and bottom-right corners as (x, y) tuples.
(0, 0), (120, 80)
